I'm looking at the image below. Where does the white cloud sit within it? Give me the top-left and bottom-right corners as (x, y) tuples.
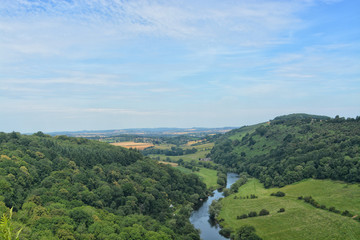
(0, 0), (311, 59)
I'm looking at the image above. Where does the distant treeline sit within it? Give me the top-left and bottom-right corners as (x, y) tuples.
(143, 146), (197, 156)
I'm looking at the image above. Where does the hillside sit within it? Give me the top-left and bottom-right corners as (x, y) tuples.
(210, 114), (360, 187)
(0, 132), (207, 239)
(219, 178), (360, 239)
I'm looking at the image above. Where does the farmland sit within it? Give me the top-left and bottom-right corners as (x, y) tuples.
(110, 141), (154, 150)
(218, 178), (360, 239)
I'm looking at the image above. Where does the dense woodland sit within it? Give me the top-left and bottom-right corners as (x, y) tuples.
(210, 114), (360, 188)
(0, 132), (207, 239)
(143, 147), (198, 156)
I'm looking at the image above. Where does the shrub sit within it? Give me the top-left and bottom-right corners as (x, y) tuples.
(237, 214), (248, 220)
(233, 225), (263, 240)
(329, 207), (336, 212)
(341, 210), (353, 217)
(250, 194), (258, 199)
(270, 191), (285, 197)
(298, 196), (303, 200)
(259, 209), (269, 216)
(278, 208), (285, 213)
(320, 205), (327, 209)
(219, 228), (232, 238)
(248, 211), (257, 217)
(303, 196), (313, 203)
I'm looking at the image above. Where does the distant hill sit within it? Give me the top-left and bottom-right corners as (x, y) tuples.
(210, 114), (360, 187)
(47, 127), (237, 138)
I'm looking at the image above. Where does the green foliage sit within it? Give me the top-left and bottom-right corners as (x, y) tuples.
(0, 208), (22, 240)
(270, 191), (285, 197)
(278, 208), (285, 213)
(143, 147), (197, 156)
(232, 225), (262, 240)
(258, 209), (269, 216)
(247, 211), (257, 218)
(0, 132), (208, 239)
(210, 115), (360, 187)
(209, 199), (222, 220)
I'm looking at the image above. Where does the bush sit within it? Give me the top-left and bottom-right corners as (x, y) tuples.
(298, 196), (303, 200)
(341, 210), (353, 217)
(250, 194), (258, 199)
(233, 225), (263, 240)
(270, 191), (285, 197)
(219, 228), (232, 238)
(259, 209), (269, 216)
(329, 207), (336, 212)
(248, 211), (257, 217)
(237, 214), (248, 220)
(278, 208), (285, 213)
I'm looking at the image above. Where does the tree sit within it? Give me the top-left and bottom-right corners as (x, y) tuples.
(209, 200), (221, 220)
(233, 225), (262, 240)
(259, 209), (269, 216)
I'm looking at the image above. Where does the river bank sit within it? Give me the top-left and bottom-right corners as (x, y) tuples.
(190, 173), (239, 240)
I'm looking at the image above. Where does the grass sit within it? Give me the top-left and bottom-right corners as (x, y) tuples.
(177, 166), (219, 190)
(151, 141), (219, 189)
(219, 178), (360, 240)
(149, 142), (214, 163)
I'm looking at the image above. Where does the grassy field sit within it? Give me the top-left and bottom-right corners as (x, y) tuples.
(150, 150), (209, 162)
(219, 178), (360, 240)
(149, 143), (214, 162)
(177, 166), (218, 190)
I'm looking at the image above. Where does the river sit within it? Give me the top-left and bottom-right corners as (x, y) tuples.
(190, 173), (239, 240)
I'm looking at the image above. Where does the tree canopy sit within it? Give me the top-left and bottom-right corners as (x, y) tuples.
(0, 132), (207, 239)
(210, 115), (360, 188)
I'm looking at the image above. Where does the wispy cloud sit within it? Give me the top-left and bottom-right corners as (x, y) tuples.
(0, 0), (359, 132)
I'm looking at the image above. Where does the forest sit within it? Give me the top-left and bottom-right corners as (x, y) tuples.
(0, 132), (207, 239)
(210, 114), (360, 187)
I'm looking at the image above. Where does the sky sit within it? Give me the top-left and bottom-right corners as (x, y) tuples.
(0, 0), (359, 133)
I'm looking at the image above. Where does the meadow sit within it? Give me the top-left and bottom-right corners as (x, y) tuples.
(177, 166), (219, 190)
(219, 178), (360, 240)
(149, 142), (214, 162)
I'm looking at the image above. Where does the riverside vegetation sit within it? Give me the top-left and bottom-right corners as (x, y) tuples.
(1, 113), (360, 239)
(209, 114), (360, 239)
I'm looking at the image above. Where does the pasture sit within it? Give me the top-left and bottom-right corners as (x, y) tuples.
(219, 178), (360, 240)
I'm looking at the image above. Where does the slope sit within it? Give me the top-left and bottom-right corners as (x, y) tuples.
(0, 132), (207, 239)
(210, 114), (360, 187)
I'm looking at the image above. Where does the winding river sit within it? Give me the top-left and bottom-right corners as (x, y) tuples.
(190, 173), (239, 240)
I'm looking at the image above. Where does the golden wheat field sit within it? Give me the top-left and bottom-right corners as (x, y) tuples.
(110, 142), (154, 150)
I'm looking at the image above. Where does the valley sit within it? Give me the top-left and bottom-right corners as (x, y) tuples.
(1, 114), (360, 239)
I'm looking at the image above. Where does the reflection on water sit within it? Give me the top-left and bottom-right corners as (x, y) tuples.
(189, 173), (239, 240)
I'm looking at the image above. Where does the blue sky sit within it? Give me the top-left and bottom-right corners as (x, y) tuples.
(0, 0), (359, 133)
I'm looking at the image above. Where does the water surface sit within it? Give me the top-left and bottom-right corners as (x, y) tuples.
(190, 173), (239, 240)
